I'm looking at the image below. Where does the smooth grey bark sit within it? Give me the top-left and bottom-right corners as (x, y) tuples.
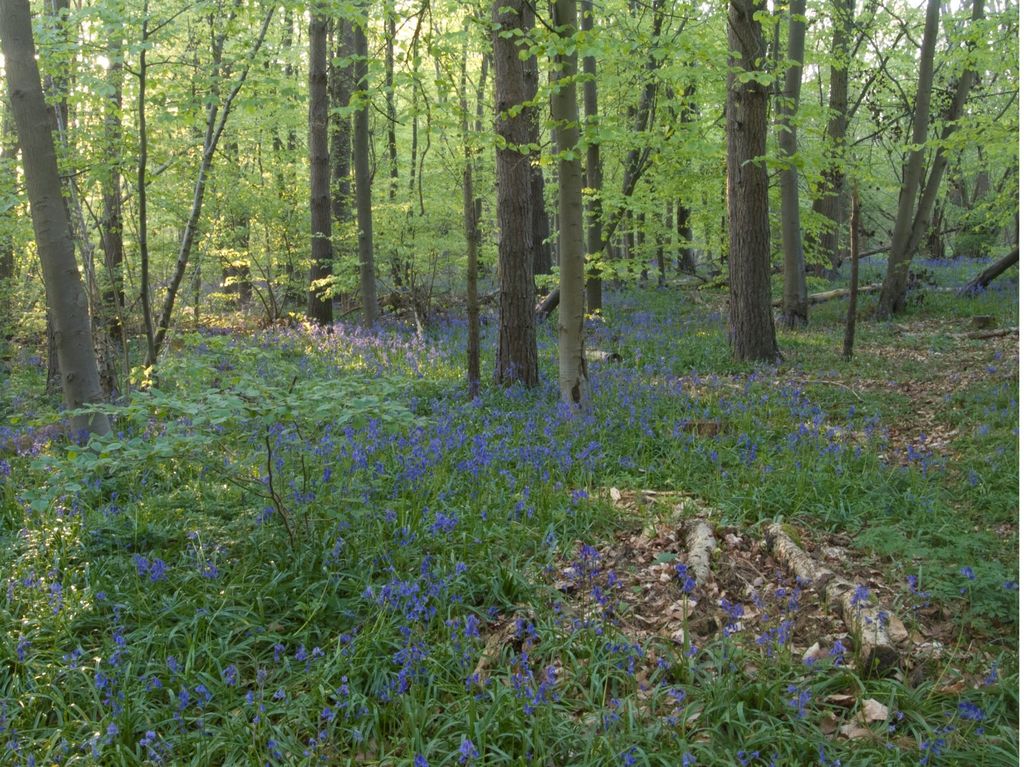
(876, 0), (940, 318)
(581, 0), (604, 313)
(0, 0), (110, 436)
(777, 0), (809, 328)
(726, 0), (779, 362)
(352, 8), (378, 326)
(308, 10), (334, 325)
(810, 0), (854, 273)
(147, 7), (274, 366)
(959, 248), (1019, 295)
(552, 0), (588, 405)
(492, 0), (539, 387)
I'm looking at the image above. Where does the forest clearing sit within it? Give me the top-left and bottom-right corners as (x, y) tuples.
(0, 0), (1019, 763)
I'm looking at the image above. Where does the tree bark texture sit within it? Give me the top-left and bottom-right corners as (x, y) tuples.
(777, 0), (809, 328)
(0, 0), (110, 436)
(552, 0), (588, 405)
(460, 29), (481, 398)
(100, 20), (126, 341)
(524, 45), (551, 277)
(725, 0), (779, 362)
(876, 0), (941, 318)
(353, 10), (378, 326)
(492, 0), (539, 387)
(384, 5), (399, 201)
(308, 11), (334, 325)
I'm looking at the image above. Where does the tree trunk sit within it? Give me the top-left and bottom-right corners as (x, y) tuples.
(460, 26), (481, 398)
(330, 19), (353, 227)
(582, 0), (604, 312)
(353, 8), (378, 326)
(100, 20), (126, 342)
(725, 0), (779, 362)
(308, 10), (334, 325)
(492, 0), (539, 387)
(525, 45), (551, 278)
(959, 249), (1019, 295)
(843, 186), (860, 359)
(809, 0), (853, 274)
(1, 97), (16, 347)
(384, 4), (399, 201)
(777, 0), (809, 328)
(0, 0), (110, 436)
(875, 0), (940, 318)
(552, 0), (588, 405)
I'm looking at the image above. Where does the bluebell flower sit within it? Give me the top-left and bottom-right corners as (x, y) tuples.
(458, 738), (478, 764)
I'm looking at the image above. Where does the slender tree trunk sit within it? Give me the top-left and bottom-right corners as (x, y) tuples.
(460, 26), (481, 398)
(810, 0), (853, 273)
(138, 3), (156, 365)
(353, 7), (378, 326)
(843, 186), (860, 359)
(725, 0), (779, 362)
(1, 0), (110, 436)
(100, 20), (125, 342)
(308, 9), (333, 325)
(0, 100), (14, 335)
(552, 0), (588, 405)
(492, 0), (539, 387)
(147, 8), (274, 366)
(876, 0), (940, 318)
(384, 4), (399, 201)
(582, 0), (603, 312)
(524, 41), (551, 277)
(959, 248), (1019, 295)
(777, 0), (809, 328)
(329, 15), (353, 280)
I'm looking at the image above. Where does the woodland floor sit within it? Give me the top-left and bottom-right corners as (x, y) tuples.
(0, 256), (1018, 766)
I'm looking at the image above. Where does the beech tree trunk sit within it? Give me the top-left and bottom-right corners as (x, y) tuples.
(492, 0), (539, 387)
(0, 0), (110, 436)
(552, 0), (588, 405)
(777, 0), (809, 328)
(0, 99), (16, 346)
(582, 0), (604, 313)
(384, 4), (399, 201)
(353, 9), (378, 326)
(810, 0), (853, 274)
(726, 0), (779, 362)
(308, 10), (334, 325)
(876, 0), (940, 318)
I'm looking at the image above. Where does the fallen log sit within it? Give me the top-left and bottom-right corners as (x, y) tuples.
(765, 523), (899, 676)
(961, 327), (1018, 340)
(683, 519), (717, 590)
(772, 284), (881, 308)
(959, 249), (1018, 295)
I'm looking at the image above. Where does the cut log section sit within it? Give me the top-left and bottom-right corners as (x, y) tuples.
(765, 523), (899, 677)
(683, 519), (716, 589)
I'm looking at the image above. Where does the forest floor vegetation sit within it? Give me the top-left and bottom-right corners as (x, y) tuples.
(0, 256), (1018, 766)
